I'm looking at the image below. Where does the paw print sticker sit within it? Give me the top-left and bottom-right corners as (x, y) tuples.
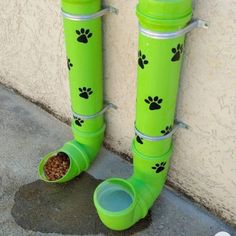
(145, 96), (163, 110)
(171, 44), (183, 62)
(73, 116), (84, 127)
(161, 126), (172, 136)
(79, 87), (93, 99)
(136, 135), (143, 145)
(152, 162), (166, 173)
(67, 58), (73, 70)
(76, 28), (92, 44)
(138, 50), (149, 69)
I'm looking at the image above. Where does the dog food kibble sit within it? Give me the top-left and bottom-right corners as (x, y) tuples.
(44, 152), (70, 181)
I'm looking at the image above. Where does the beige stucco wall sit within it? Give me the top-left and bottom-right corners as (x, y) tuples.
(0, 0), (235, 225)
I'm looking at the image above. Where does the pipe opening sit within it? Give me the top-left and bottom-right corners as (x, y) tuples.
(38, 151), (75, 183)
(95, 179), (136, 212)
(43, 152), (70, 181)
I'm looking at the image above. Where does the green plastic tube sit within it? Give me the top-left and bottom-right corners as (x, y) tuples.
(94, 0), (192, 230)
(38, 0), (105, 183)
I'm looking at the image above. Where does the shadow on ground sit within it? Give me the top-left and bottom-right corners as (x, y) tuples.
(11, 172), (151, 235)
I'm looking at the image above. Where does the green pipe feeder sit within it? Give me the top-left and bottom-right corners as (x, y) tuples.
(38, 0), (116, 183)
(94, 0), (207, 230)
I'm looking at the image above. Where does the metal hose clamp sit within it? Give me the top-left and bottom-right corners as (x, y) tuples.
(62, 6), (118, 21)
(135, 120), (189, 142)
(139, 19), (208, 40)
(72, 103), (117, 120)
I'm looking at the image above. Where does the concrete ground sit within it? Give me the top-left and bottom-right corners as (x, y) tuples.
(0, 84), (235, 236)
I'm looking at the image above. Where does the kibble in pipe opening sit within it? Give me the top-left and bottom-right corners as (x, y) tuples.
(44, 152), (70, 181)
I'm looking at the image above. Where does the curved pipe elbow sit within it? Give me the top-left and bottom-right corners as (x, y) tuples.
(71, 122), (105, 161)
(38, 123), (105, 183)
(94, 142), (172, 230)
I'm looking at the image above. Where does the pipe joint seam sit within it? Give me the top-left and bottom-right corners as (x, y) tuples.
(62, 6), (118, 21)
(139, 19), (208, 39)
(135, 120), (188, 141)
(72, 103), (117, 120)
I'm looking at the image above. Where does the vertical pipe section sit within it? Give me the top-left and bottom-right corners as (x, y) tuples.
(94, 0), (192, 230)
(38, 0), (105, 183)
(63, 0), (104, 133)
(62, 0), (105, 159)
(135, 0), (192, 157)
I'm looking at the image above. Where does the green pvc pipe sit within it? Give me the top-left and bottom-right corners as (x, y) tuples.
(38, 0), (105, 183)
(94, 0), (192, 230)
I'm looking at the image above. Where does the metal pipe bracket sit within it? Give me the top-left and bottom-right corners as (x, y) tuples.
(135, 120), (189, 142)
(62, 6), (118, 21)
(139, 19), (209, 39)
(72, 103), (117, 120)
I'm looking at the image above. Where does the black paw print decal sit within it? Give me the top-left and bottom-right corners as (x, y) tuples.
(145, 96), (163, 110)
(136, 135), (143, 145)
(171, 44), (183, 62)
(73, 116), (84, 127)
(161, 126), (172, 136)
(79, 87), (93, 99)
(67, 58), (73, 70)
(138, 50), (149, 69)
(76, 28), (92, 44)
(152, 162), (166, 173)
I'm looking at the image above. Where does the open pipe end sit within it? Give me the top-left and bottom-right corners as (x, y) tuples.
(38, 140), (89, 183)
(38, 125), (105, 184)
(94, 178), (140, 230)
(38, 151), (72, 183)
